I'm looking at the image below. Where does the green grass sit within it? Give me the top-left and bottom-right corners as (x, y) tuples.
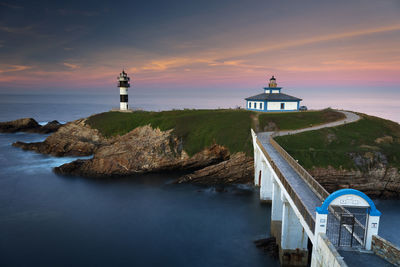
(86, 108), (347, 157)
(258, 108), (345, 131)
(275, 114), (400, 170)
(86, 109), (255, 156)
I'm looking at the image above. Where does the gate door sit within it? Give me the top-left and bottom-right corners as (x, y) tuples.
(326, 206), (368, 249)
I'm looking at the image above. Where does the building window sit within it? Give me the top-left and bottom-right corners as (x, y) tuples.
(281, 103), (285, 110)
(248, 102), (251, 108)
(253, 103), (256, 108)
(259, 103), (262, 109)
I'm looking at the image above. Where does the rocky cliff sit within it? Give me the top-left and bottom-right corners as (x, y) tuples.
(8, 116), (400, 195)
(309, 151), (400, 198)
(11, 118), (251, 183)
(13, 119), (109, 156)
(310, 166), (400, 199)
(0, 118), (62, 134)
(175, 152), (253, 185)
(54, 125), (230, 177)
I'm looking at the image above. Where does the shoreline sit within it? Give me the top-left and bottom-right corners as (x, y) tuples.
(2, 109), (400, 199)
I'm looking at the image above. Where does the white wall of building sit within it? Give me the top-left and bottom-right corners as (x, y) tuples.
(267, 101), (297, 111)
(247, 101), (264, 110)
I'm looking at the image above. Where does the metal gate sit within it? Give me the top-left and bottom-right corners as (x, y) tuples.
(326, 205), (368, 249)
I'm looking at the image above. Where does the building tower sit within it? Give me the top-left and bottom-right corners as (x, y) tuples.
(268, 75), (277, 88)
(117, 70), (130, 110)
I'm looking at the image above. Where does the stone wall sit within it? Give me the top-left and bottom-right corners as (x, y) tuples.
(311, 233), (347, 267)
(372, 235), (400, 267)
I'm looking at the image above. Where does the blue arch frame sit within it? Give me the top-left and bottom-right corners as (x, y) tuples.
(316, 189), (381, 216)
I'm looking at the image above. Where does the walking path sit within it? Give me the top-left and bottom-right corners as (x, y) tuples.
(273, 110), (361, 137)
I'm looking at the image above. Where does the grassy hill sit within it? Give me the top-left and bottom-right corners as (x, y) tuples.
(275, 114), (400, 170)
(258, 109), (344, 131)
(86, 109), (345, 156)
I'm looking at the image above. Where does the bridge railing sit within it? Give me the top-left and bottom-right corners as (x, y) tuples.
(256, 138), (316, 233)
(268, 134), (366, 246)
(269, 136), (329, 201)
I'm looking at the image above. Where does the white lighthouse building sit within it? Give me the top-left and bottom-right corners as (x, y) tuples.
(118, 70), (130, 110)
(245, 76), (302, 112)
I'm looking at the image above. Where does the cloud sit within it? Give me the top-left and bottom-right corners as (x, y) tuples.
(63, 63), (80, 69)
(0, 64), (31, 73)
(240, 25), (400, 57)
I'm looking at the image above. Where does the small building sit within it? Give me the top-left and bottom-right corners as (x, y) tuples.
(245, 76), (302, 112)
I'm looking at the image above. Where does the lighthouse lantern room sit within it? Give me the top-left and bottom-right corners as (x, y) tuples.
(118, 70), (130, 111)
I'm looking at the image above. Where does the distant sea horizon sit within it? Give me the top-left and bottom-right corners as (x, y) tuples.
(0, 91), (399, 124)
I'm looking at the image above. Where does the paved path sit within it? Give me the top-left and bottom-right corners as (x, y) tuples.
(273, 111), (360, 137)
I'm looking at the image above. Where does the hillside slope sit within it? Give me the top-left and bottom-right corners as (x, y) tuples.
(275, 113), (400, 198)
(86, 108), (344, 156)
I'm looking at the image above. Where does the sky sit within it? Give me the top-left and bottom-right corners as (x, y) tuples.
(0, 0), (399, 120)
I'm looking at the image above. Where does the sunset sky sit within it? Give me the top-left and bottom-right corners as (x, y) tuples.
(0, 0), (399, 119)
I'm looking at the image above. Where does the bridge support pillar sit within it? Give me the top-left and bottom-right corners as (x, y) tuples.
(280, 197), (309, 267)
(260, 162), (272, 202)
(254, 150), (261, 186)
(271, 180), (283, 241)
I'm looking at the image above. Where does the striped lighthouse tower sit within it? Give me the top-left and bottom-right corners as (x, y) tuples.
(118, 70), (130, 111)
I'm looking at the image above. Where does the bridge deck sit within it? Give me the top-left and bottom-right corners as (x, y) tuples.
(258, 132), (323, 221)
(257, 132), (392, 267)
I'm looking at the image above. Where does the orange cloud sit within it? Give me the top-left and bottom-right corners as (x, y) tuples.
(63, 62), (80, 69)
(0, 64), (31, 73)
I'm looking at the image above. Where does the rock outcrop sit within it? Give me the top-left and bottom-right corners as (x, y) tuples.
(0, 118), (62, 133)
(310, 166), (400, 199)
(254, 237), (279, 259)
(307, 149), (400, 198)
(54, 125), (230, 177)
(13, 119), (109, 156)
(175, 152), (253, 185)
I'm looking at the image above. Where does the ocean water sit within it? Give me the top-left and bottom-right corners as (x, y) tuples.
(0, 95), (278, 267)
(0, 93), (399, 266)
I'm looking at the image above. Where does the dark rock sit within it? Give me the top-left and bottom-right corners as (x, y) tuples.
(174, 152), (253, 185)
(0, 118), (62, 133)
(215, 186), (227, 193)
(309, 166), (400, 198)
(39, 120), (62, 133)
(54, 160), (86, 176)
(254, 237), (279, 259)
(53, 125), (230, 177)
(0, 118), (40, 133)
(13, 118), (109, 156)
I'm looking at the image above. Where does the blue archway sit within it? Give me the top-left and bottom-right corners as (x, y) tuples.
(316, 188), (381, 216)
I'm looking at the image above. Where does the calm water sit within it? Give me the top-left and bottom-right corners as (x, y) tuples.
(0, 94), (399, 266)
(0, 95), (278, 266)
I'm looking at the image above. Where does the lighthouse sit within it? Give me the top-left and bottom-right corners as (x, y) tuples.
(117, 70), (130, 111)
(245, 75), (302, 112)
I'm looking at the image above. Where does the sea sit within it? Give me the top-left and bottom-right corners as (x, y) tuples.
(0, 93), (399, 267)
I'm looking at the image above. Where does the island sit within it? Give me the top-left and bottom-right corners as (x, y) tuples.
(5, 108), (400, 198)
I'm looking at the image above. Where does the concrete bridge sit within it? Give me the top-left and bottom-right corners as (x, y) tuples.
(251, 111), (399, 266)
